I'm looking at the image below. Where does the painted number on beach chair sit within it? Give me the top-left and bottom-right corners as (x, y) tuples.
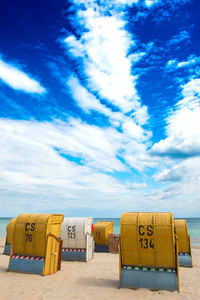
(67, 225), (76, 239)
(26, 233), (32, 242)
(25, 222), (35, 243)
(138, 225), (154, 249)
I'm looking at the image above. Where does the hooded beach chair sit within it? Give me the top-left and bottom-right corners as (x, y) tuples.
(174, 219), (192, 267)
(119, 212), (180, 291)
(60, 217), (94, 262)
(3, 218), (16, 255)
(8, 213), (64, 275)
(93, 221), (113, 252)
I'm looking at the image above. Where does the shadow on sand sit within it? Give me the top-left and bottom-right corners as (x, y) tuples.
(78, 277), (119, 288)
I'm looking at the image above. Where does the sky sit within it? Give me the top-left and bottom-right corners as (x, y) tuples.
(0, 0), (200, 217)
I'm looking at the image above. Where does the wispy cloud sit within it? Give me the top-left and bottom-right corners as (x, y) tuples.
(153, 156), (200, 216)
(64, 4), (148, 123)
(167, 30), (190, 46)
(144, 0), (190, 9)
(166, 55), (200, 71)
(155, 164), (187, 182)
(67, 75), (118, 120)
(1, 115), (154, 173)
(150, 77), (200, 159)
(0, 57), (46, 94)
(127, 182), (147, 189)
(61, 1), (154, 173)
(147, 69), (200, 215)
(132, 0), (191, 21)
(144, 0), (160, 7)
(0, 117), (156, 215)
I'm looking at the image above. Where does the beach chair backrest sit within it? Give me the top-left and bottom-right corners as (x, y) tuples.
(174, 219), (192, 267)
(93, 221), (113, 245)
(119, 212), (179, 291)
(174, 219), (190, 253)
(8, 213), (64, 275)
(60, 217), (93, 249)
(6, 218), (16, 245)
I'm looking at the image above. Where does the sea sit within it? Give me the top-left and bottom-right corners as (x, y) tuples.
(0, 217), (200, 246)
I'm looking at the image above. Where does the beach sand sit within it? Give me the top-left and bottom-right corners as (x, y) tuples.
(0, 238), (199, 300)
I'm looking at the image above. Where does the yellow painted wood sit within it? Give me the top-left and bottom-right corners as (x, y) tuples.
(43, 235), (60, 275)
(6, 218), (16, 244)
(174, 220), (191, 253)
(12, 213), (64, 275)
(93, 221), (113, 245)
(120, 212), (177, 268)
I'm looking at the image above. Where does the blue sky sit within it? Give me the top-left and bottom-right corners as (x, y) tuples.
(0, 0), (200, 217)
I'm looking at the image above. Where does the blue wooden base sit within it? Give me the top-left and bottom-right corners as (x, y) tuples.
(8, 257), (45, 275)
(62, 251), (87, 262)
(95, 244), (109, 252)
(120, 268), (178, 291)
(3, 244), (11, 255)
(179, 253), (192, 267)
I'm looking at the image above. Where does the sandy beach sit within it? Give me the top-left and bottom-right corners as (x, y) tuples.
(0, 238), (199, 300)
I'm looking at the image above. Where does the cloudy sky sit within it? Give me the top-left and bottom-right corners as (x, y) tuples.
(0, 0), (200, 217)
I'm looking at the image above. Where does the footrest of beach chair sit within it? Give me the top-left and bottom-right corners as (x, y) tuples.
(95, 244), (109, 252)
(8, 255), (45, 275)
(179, 253), (192, 267)
(3, 244), (11, 255)
(120, 267), (179, 291)
(62, 248), (87, 261)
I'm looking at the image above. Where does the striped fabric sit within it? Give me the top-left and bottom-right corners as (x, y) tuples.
(12, 255), (45, 262)
(62, 248), (86, 252)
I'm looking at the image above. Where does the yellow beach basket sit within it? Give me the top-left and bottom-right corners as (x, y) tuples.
(93, 221), (113, 252)
(3, 218), (16, 255)
(119, 212), (180, 291)
(174, 219), (192, 267)
(8, 213), (64, 275)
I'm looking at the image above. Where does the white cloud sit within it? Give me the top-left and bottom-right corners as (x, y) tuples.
(177, 57), (199, 68)
(145, 0), (160, 7)
(67, 75), (123, 123)
(181, 77), (200, 98)
(72, 0), (139, 8)
(127, 182), (147, 189)
(67, 74), (150, 131)
(0, 117), (157, 216)
(64, 6), (148, 124)
(150, 78), (200, 159)
(1, 116), (199, 216)
(64, 36), (85, 57)
(155, 164), (186, 182)
(122, 119), (145, 140)
(64, 1), (152, 171)
(117, 0), (139, 4)
(0, 57), (46, 94)
(166, 55), (200, 71)
(153, 157), (200, 216)
(144, 0), (190, 9)
(0, 117), (151, 176)
(168, 30), (190, 46)
(0, 122), (126, 215)
(124, 150), (156, 171)
(63, 0), (152, 176)
(146, 75), (200, 216)
(166, 59), (178, 69)
(129, 52), (146, 63)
